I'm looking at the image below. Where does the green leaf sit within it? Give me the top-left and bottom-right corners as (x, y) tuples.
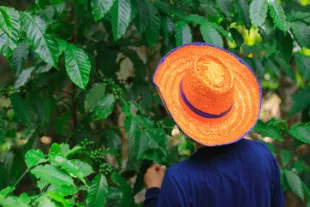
(71, 160), (94, 177)
(0, 7), (20, 57)
(0, 7), (20, 39)
(14, 67), (34, 89)
(134, 0), (150, 34)
(216, 0), (232, 17)
(295, 53), (310, 81)
(207, 22), (233, 42)
(289, 123), (310, 144)
(0, 29), (17, 57)
(0, 197), (29, 207)
(265, 59), (281, 77)
(111, 0), (131, 40)
(236, 0), (250, 29)
(37, 196), (56, 207)
(47, 184), (79, 196)
(280, 149), (292, 167)
(274, 56), (295, 81)
(25, 149), (46, 168)
(253, 120), (283, 141)
(184, 14), (206, 25)
(93, 94), (116, 120)
(54, 112), (71, 135)
(175, 21), (192, 46)
(111, 173), (134, 207)
(31, 165), (75, 186)
(11, 42), (29, 76)
(287, 11), (310, 24)
(91, 0), (116, 21)
(290, 88), (310, 116)
(0, 187), (15, 197)
(85, 83), (106, 112)
(87, 174), (108, 207)
(20, 13), (59, 66)
(249, 0), (268, 27)
(0, 113), (5, 141)
(268, 0), (286, 32)
(145, 3), (160, 48)
(291, 21), (310, 49)
(56, 38), (67, 55)
(293, 161), (309, 174)
(66, 146), (85, 158)
(285, 170), (304, 200)
(64, 43), (91, 89)
(10, 93), (35, 127)
(200, 23), (223, 47)
(47, 192), (70, 207)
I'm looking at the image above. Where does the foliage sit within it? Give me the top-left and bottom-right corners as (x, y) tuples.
(0, 0), (310, 206)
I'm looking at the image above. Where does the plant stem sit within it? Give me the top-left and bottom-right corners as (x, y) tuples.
(12, 168), (30, 189)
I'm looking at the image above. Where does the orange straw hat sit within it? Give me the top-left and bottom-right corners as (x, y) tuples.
(153, 43), (262, 146)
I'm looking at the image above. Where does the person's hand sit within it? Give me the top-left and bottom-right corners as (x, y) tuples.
(144, 164), (166, 189)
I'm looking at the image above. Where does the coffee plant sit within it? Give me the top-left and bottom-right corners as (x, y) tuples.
(0, 0), (310, 206)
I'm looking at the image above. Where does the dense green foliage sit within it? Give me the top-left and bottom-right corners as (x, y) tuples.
(0, 0), (310, 206)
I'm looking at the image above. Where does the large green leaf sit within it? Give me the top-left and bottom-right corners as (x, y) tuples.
(200, 23), (223, 47)
(289, 123), (310, 144)
(85, 83), (106, 112)
(93, 94), (116, 120)
(290, 88), (310, 116)
(87, 174), (108, 207)
(111, 173), (134, 207)
(91, 0), (116, 21)
(25, 149), (46, 168)
(31, 165), (75, 186)
(64, 43), (91, 89)
(20, 13), (59, 66)
(37, 196), (56, 207)
(293, 161), (309, 174)
(175, 21), (192, 46)
(10, 93), (35, 127)
(0, 197), (29, 207)
(249, 0), (268, 27)
(287, 11), (310, 24)
(0, 7), (20, 57)
(0, 113), (5, 141)
(184, 14), (206, 25)
(295, 53), (310, 81)
(291, 21), (310, 48)
(111, 0), (131, 40)
(268, 0), (286, 32)
(285, 170), (304, 200)
(11, 42), (29, 76)
(145, 2), (160, 48)
(274, 56), (295, 81)
(236, 0), (250, 29)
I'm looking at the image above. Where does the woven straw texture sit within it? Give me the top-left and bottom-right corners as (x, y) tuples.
(153, 43), (261, 146)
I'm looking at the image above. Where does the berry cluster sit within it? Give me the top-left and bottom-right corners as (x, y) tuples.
(112, 85), (122, 99)
(90, 149), (106, 161)
(99, 163), (114, 176)
(156, 120), (164, 128)
(80, 139), (94, 148)
(102, 78), (115, 86)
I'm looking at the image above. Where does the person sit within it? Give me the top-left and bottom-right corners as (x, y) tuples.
(143, 43), (285, 207)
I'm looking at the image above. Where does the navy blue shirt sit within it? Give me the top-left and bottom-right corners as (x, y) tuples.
(144, 139), (284, 207)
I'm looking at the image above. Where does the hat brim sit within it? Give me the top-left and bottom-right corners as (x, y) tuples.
(153, 43), (262, 146)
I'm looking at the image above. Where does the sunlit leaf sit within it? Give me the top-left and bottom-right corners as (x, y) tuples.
(93, 94), (116, 120)
(200, 23), (223, 47)
(11, 42), (29, 76)
(31, 165), (75, 186)
(91, 0), (116, 21)
(25, 149), (46, 168)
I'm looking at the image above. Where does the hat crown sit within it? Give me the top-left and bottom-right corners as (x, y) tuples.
(181, 55), (234, 116)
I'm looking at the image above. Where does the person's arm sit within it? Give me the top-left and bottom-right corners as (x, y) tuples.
(271, 156), (285, 207)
